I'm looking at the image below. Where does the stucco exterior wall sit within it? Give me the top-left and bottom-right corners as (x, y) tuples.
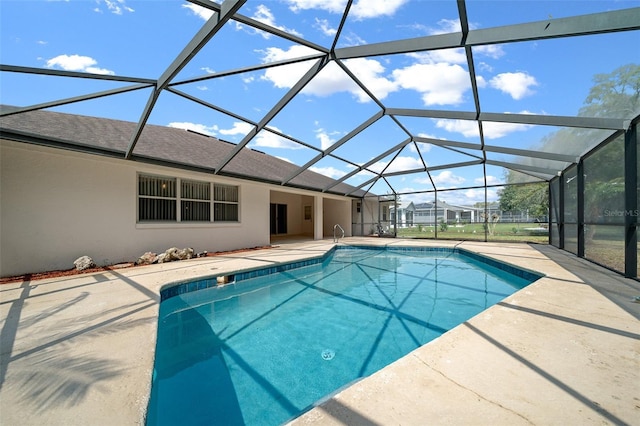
(0, 140), (271, 277)
(323, 198), (351, 238)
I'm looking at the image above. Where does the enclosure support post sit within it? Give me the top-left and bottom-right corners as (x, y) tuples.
(314, 195), (323, 240)
(360, 198), (364, 237)
(577, 159), (585, 258)
(484, 183), (488, 243)
(624, 121), (638, 278)
(548, 180), (553, 245)
(394, 195), (398, 237)
(559, 172), (565, 250)
(434, 191), (438, 239)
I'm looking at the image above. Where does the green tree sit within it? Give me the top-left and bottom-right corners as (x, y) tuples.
(580, 63), (640, 119)
(498, 182), (548, 219)
(499, 64), (640, 221)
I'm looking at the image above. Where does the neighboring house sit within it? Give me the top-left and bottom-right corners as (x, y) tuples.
(393, 200), (477, 226)
(0, 107), (374, 277)
(393, 201), (505, 227)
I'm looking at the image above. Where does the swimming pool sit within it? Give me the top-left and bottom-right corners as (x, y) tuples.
(146, 246), (541, 426)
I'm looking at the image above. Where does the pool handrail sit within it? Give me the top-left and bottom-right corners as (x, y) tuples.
(333, 223), (345, 243)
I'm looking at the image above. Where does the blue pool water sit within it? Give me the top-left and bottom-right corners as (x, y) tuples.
(147, 247), (540, 426)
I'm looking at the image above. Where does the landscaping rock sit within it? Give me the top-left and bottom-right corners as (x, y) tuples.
(73, 255), (96, 271)
(136, 252), (158, 265)
(176, 247), (194, 260)
(157, 247), (194, 264)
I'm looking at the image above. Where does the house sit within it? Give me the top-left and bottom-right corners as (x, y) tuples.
(393, 200), (530, 228)
(393, 200), (484, 227)
(0, 107), (377, 277)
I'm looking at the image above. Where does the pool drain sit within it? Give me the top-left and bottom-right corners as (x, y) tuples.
(321, 349), (335, 360)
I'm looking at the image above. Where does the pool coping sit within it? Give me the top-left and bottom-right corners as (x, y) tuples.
(0, 238), (638, 426)
(159, 244), (544, 302)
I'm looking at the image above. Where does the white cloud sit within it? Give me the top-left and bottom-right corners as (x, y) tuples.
(475, 45), (505, 60)
(428, 187), (499, 206)
(483, 121), (533, 139)
(309, 166), (346, 179)
(408, 142), (431, 164)
(417, 132), (440, 140)
(168, 122), (217, 136)
(315, 128), (337, 150)
(340, 58), (397, 101)
(249, 5), (303, 39)
(395, 191), (434, 206)
(370, 156), (424, 174)
(303, 61), (367, 100)
(260, 46), (394, 103)
(414, 175), (433, 185)
(407, 48), (467, 65)
(478, 62), (493, 73)
(464, 188), (483, 201)
(252, 130), (303, 149)
(460, 188), (499, 203)
(232, 5), (302, 39)
(469, 188), (499, 202)
(285, 0), (347, 14)
(393, 63), (469, 106)
(219, 121), (254, 136)
(341, 32), (367, 47)
(435, 119), (478, 138)
(431, 18), (461, 34)
(431, 170), (465, 186)
(314, 18), (337, 36)
(399, 187), (499, 207)
(182, 3), (214, 20)
(350, 0), (409, 19)
(201, 67), (215, 74)
(435, 117), (532, 140)
(45, 54), (114, 75)
(260, 45), (322, 88)
(95, 0), (134, 15)
(474, 175), (502, 185)
(285, 0), (408, 20)
(489, 72), (538, 100)
(486, 175), (502, 185)
(486, 189), (499, 201)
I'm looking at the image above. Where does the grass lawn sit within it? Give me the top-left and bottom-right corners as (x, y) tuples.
(397, 222), (549, 244)
(395, 223), (636, 277)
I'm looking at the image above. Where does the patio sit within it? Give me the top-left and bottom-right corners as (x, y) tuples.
(0, 238), (638, 425)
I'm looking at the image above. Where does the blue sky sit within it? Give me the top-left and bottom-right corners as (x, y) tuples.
(1, 0), (639, 206)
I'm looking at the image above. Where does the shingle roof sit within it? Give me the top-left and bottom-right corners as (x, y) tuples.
(0, 106), (368, 197)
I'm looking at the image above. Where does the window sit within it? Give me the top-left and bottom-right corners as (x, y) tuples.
(137, 175), (239, 223)
(214, 184), (239, 222)
(138, 175), (176, 221)
(181, 179), (210, 221)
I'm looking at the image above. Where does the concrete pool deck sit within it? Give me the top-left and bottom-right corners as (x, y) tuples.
(0, 238), (638, 425)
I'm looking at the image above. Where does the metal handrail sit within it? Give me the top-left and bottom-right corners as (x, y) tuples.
(333, 223), (345, 243)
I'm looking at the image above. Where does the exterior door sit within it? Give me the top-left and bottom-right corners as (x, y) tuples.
(270, 203), (288, 234)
